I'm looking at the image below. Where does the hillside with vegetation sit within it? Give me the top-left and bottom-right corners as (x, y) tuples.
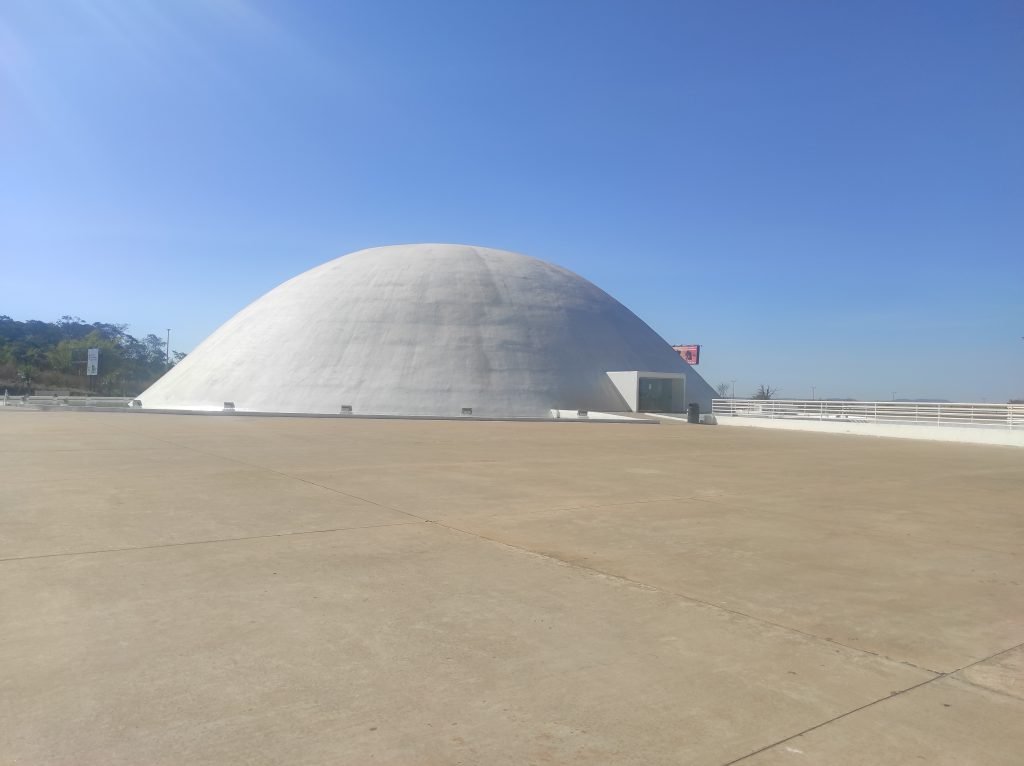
(0, 315), (185, 396)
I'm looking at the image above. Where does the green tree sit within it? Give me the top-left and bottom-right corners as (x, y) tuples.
(0, 315), (180, 395)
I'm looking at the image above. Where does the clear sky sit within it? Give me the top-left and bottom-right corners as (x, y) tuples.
(2, 1), (1022, 402)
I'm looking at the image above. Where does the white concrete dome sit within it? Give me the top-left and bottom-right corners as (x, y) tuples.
(139, 244), (715, 417)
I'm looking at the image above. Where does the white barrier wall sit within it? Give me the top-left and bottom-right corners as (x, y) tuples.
(715, 414), (1024, 448)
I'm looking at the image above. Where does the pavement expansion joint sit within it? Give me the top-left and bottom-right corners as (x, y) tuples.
(720, 675), (939, 765)
(721, 639), (1024, 765)
(0, 520), (425, 564)
(430, 519), (944, 676)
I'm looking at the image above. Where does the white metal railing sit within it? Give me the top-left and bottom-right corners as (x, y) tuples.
(712, 399), (1024, 430)
(1, 394), (134, 408)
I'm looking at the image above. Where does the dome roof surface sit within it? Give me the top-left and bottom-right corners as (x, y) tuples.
(139, 244), (714, 417)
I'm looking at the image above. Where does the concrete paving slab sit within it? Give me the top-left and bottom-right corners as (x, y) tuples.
(2, 410), (1022, 763)
(1, 523), (929, 766)
(955, 645), (1024, 701)
(682, 464), (1024, 557)
(110, 413), (1021, 553)
(90, 413), (661, 471)
(439, 499), (1024, 672)
(0, 411), (414, 559)
(1, 444), (239, 484)
(0, 411), (162, 453)
(0, 468), (412, 560)
(289, 459), (689, 517)
(739, 676), (1024, 766)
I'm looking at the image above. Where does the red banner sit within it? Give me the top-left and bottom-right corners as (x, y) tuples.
(672, 344), (700, 365)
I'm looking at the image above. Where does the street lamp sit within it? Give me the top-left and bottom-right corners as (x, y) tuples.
(731, 379), (736, 399)
(811, 385), (816, 400)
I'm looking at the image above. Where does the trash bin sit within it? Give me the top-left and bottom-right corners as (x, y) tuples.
(687, 402), (700, 424)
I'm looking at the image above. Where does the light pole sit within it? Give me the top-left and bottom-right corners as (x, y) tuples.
(731, 379), (736, 399)
(811, 385), (816, 400)
(166, 329), (171, 367)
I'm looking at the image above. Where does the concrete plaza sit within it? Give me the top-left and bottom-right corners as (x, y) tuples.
(2, 410), (1022, 764)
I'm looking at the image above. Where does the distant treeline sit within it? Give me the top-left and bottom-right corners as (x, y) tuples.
(0, 315), (185, 396)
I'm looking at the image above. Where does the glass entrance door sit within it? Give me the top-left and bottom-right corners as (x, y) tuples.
(638, 378), (673, 412)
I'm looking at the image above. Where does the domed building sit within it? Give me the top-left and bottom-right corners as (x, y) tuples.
(138, 244), (715, 417)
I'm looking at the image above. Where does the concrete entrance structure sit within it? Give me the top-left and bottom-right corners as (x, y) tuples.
(607, 370), (686, 412)
(138, 244), (715, 417)
(2, 409), (1022, 764)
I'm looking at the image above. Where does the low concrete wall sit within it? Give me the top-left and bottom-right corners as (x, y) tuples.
(715, 415), (1024, 448)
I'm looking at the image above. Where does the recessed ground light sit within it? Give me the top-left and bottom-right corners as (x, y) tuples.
(223, 402), (235, 412)
(461, 407), (473, 416)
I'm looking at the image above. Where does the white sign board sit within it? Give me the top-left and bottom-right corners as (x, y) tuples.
(86, 348), (99, 376)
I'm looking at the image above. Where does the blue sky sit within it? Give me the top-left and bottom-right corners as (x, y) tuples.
(2, 1), (1021, 401)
